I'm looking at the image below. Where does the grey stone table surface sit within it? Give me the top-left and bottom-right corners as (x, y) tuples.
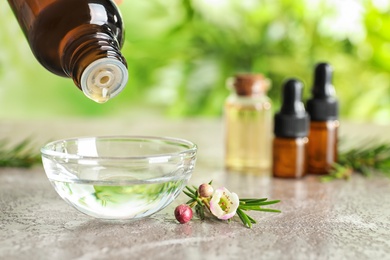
(0, 117), (390, 260)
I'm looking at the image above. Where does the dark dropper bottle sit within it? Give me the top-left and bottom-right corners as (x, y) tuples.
(273, 79), (309, 178)
(307, 63), (339, 174)
(7, 0), (128, 103)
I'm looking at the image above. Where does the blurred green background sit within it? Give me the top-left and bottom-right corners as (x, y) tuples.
(0, 0), (389, 123)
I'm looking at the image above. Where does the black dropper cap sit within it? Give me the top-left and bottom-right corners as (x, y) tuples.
(307, 63), (339, 121)
(274, 79), (309, 138)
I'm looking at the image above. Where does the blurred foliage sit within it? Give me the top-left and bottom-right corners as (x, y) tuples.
(0, 0), (389, 123)
(0, 138), (41, 167)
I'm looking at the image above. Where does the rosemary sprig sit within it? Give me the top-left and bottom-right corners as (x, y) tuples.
(237, 198), (281, 228)
(322, 141), (390, 182)
(181, 182), (281, 228)
(0, 138), (41, 168)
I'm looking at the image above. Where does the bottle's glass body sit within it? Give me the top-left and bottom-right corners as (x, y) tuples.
(7, 0), (128, 102)
(307, 120), (339, 174)
(225, 78), (272, 173)
(225, 95), (273, 172)
(272, 137), (308, 178)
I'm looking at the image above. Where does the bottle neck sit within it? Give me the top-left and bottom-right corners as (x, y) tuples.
(61, 26), (128, 103)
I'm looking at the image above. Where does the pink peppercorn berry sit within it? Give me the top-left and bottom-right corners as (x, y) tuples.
(174, 204), (193, 224)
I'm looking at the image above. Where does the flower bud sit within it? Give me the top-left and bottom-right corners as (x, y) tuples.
(174, 204), (193, 224)
(198, 183), (214, 197)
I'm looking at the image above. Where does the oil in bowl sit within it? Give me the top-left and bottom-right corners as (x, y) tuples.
(41, 136), (197, 220)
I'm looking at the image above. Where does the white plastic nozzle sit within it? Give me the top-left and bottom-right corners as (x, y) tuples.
(80, 58), (128, 103)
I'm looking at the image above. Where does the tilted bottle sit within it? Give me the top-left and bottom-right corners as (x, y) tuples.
(306, 63), (339, 174)
(224, 74), (272, 173)
(7, 0), (128, 103)
(273, 79), (309, 178)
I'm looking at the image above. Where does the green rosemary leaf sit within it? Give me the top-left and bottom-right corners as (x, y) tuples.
(239, 205), (255, 210)
(257, 200), (281, 206)
(185, 186), (196, 195)
(186, 198), (196, 204)
(195, 197), (204, 206)
(236, 209), (247, 226)
(183, 190), (196, 199)
(241, 200), (280, 206)
(321, 163), (353, 182)
(236, 208), (252, 228)
(255, 208), (282, 213)
(239, 205), (281, 212)
(245, 213), (257, 224)
(240, 198), (268, 203)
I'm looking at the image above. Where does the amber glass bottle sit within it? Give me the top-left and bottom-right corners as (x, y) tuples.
(273, 79), (309, 178)
(7, 0), (128, 103)
(224, 74), (272, 173)
(307, 63), (339, 174)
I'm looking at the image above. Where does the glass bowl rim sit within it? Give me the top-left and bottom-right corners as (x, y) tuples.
(40, 135), (197, 160)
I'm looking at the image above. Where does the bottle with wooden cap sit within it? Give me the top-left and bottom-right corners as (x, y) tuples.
(307, 63), (339, 174)
(224, 73), (272, 173)
(273, 79), (309, 178)
(7, 0), (128, 103)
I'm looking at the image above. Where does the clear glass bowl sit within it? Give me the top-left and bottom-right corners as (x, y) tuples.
(41, 136), (197, 220)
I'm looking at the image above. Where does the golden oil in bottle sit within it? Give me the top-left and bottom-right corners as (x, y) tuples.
(224, 74), (272, 173)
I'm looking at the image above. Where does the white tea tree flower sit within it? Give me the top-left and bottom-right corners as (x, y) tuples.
(209, 187), (239, 220)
